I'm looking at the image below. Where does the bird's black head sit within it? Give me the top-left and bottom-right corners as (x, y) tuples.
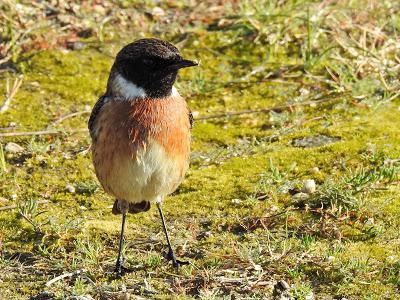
(112, 38), (197, 99)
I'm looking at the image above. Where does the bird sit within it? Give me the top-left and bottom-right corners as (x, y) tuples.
(88, 38), (197, 276)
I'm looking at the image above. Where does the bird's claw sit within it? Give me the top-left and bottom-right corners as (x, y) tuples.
(173, 259), (189, 268)
(163, 248), (189, 269)
(115, 257), (129, 278)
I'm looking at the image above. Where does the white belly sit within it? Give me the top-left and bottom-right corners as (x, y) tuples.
(93, 139), (187, 203)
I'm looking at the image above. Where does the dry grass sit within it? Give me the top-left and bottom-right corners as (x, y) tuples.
(1, 1), (400, 299)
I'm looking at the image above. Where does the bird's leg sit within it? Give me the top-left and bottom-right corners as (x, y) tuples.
(156, 200), (189, 269)
(115, 212), (127, 276)
(115, 200), (129, 277)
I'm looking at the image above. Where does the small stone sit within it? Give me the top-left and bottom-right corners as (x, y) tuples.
(292, 192), (309, 201)
(300, 87), (310, 96)
(305, 291), (314, 300)
(231, 198), (241, 204)
(65, 184), (76, 193)
(310, 167), (320, 174)
(63, 153), (71, 160)
(327, 255), (335, 262)
(302, 179), (316, 194)
(67, 41), (86, 50)
(365, 218), (374, 226)
(152, 6), (165, 17)
(5, 142), (24, 153)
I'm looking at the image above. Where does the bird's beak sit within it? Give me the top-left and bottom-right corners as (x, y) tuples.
(167, 59), (198, 71)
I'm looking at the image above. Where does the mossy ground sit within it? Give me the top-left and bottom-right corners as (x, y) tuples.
(0, 1), (400, 299)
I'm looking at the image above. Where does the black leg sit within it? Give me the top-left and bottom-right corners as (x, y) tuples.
(156, 202), (189, 269)
(115, 212), (127, 277)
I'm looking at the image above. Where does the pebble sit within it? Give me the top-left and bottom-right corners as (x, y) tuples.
(305, 291), (314, 300)
(5, 142), (24, 153)
(152, 6), (165, 17)
(231, 198), (241, 204)
(65, 184), (76, 194)
(327, 255), (335, 262)
(292, 192), (309, 201)
(365, 218), (374, 226)
(302, 179), (316, 194)
(67, 41), (86, 51)
(310, 167), (320, 174)
(300, 87), (310, 96)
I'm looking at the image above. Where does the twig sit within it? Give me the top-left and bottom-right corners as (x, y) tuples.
(0, 77), (23, 113)
(19, 211), (42, 232)
(45, 269), (87, 287)
(0, 128), (87, 137)
(48, 110), (91, 127)
(217, 277), (245, 284)
(0, 196), (9, 203)
(0, 93), (346, 136)
(196, 94), (344, 120)
(385, 92), (400, 103)
(0, 200), (49, 212)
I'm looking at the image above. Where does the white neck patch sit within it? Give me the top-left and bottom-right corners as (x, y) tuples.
(113, 74), (147, 99)
(171, 86), (180, 97)
(112, 73), (180, 100)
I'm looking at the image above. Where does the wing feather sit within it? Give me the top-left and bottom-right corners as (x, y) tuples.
(88, 96), (108, 140)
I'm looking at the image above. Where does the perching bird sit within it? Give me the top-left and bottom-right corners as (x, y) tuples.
(88, 38), (197, 276)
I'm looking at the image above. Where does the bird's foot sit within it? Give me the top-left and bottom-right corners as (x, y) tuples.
(115, 258), (129, 278)
(163, 248), (189, 269)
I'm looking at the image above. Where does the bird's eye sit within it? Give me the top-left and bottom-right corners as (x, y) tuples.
(143, 58), (155, 67)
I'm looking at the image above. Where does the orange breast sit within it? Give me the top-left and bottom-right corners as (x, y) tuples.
(91, 95), (191, 202)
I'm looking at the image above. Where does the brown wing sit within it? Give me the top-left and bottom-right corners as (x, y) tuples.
(88, 95), (108, 141)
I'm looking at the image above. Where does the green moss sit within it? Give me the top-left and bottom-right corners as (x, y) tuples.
(1, 0), (400, 298)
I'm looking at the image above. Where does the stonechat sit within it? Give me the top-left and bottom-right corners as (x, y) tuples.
(88, 38), (197, 275)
